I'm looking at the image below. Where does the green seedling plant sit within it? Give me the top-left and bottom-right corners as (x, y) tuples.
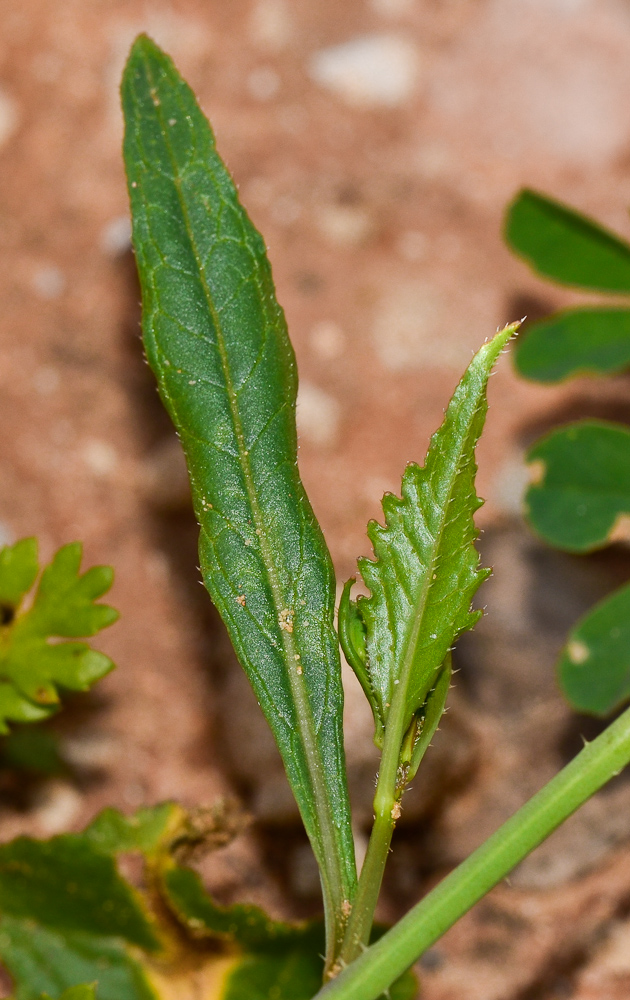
(507, 189), (630, 716)
(5, 37), (630, 1000)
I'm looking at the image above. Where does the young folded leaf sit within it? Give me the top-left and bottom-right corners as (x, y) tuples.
(343, 325), (517, 750)
(122, 35), (356, 960)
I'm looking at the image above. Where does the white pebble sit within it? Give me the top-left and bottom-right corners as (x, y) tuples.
(0, 88), (18, 149)
(309, 34), (420, 108)
(249, 0), (293, 51)
(101, 215), (132, 256)
(246, 66), (281, 101)
(82, 439), (118, 476)
(296, 381), (341, 447)
(32, 266), (65, 300)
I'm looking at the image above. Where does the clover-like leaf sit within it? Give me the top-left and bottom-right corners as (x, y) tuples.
(341, 325), (517, 749)
(558, 582), (630, 717)
(525, 420), (630, 553)
(506, 188), (630, 293)
(0, 540), (118, 733)
(515, 307), (630, 383)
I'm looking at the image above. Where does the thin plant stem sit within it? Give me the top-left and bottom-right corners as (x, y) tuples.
(338, 689), (408, 967)
(317, 702), (630, 1000)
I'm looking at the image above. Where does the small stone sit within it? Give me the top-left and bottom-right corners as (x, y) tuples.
(246, 66), (281, 101)
(82, 439), (118, 476)
(32, 780), (82, 835)
(396, 229), (428, 262)
(101, 215), (132, 256)
(370, 0), (415, 14)
(249, 0), (293, 52)
(309, 320), (345, 360)
(316, 204), (374, 246)
(309, 34), (420, 108)
(32, 366), (60, 396)
(296, 382), (341, 447)
(0, 88), (18, 149)
(32, 265), (65, 300)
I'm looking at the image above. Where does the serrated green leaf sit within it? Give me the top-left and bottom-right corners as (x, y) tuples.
(505, 189), (630, 293)
(121, 34), (355, 953)
(353, 325), (516, 742)
(525, 420), (630, 553)
(0, 918), (156, 1000)
(515, 308), (630, 383)
(0, 541), (118, 733)
(558, 582), (630, 717)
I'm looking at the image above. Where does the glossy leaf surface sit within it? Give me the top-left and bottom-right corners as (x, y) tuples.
(526, 420), (630, 552)
(0, 540), (117, 733)
(350, 325), (516, 739)
(515, 308), (630, 383)
(506, 189), (630, 293)
(121, 35), (355, 939)
(558, 582), (630, 716)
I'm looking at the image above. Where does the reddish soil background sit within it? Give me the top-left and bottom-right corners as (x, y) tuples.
(3, 1), (630, 997)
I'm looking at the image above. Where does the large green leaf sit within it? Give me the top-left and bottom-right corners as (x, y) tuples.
(505, 189), (630, 293)
(342, 325), (516, 745)
(515, 308), (630, 383)
(0, 540), (118, 733)
(525, 420), (630, 552)
(0, 804), (397, 1000)
(121, 34), (355, 949)
(558, 582), (630, 716)
(1, 920), (155, 1000)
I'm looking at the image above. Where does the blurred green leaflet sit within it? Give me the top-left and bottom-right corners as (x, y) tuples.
(506, 188), (630, 293)
(526, 421), (630, 553)
(515, 308), (630, 383)
(507, 189), (630, 717)
(506, 190), (630, 383)
(559, 584), (630, 717)
(0, 539), (117, 734)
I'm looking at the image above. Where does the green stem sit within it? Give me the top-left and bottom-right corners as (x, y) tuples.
(339, 694), (407, 966)
(317, 703), (630, 1000)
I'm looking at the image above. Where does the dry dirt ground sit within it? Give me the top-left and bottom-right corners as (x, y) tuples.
(3, 1), (630, 997)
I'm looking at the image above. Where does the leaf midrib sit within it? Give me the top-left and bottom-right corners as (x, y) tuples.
(386, 394), (481, 735)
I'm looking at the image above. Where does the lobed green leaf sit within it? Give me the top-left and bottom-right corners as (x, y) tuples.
(515, 308), (630, 383)
(0, 540), (118, 734)
(525, 420), (630, 552)
(121, 35), (356, 946)
(505, 189), (630, 293)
